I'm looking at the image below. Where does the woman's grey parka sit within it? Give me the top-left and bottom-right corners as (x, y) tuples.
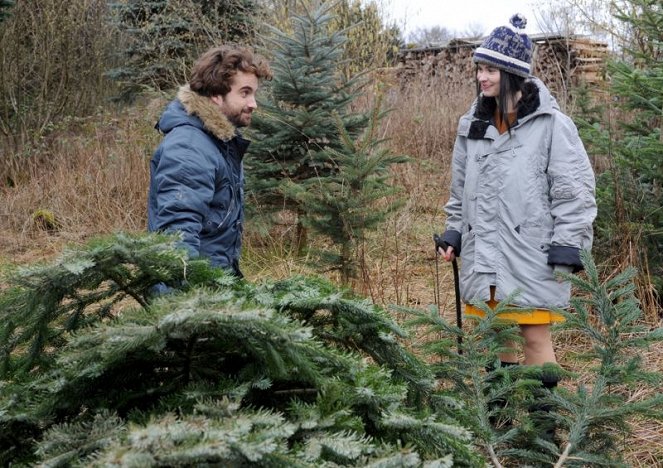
(441, 77), (596, 309)
(148, 85), (248, 277)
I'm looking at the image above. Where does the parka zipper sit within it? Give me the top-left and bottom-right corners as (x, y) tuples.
(217, 185), (237, 229)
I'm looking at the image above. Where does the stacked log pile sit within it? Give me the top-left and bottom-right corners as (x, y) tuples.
(532, 36), (609, 99)
(397, 34), (609, 102)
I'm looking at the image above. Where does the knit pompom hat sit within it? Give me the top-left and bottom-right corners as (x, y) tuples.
(473, 14), (533, 78)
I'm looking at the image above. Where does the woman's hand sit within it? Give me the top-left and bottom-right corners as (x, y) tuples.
(437, 245), (456, 262)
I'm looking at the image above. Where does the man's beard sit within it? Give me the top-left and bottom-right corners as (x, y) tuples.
(225, 109), (252, 128)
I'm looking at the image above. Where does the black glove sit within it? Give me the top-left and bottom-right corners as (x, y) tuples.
(434, 230), (461, 256)
(434, 234), (449, 252)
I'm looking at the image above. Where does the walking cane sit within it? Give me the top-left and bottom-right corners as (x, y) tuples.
(434, 234), (462, 353)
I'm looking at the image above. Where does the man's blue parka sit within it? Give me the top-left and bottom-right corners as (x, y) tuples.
(148, 85), (249, 276)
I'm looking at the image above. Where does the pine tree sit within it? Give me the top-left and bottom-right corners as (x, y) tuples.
(547, 251), (663, 466)
(291, 95), (408, 284)
(0, 232), (479, 466)
(406, 292), (535, 467)
(245, 0), (369, 251)
(108, 0), (260, 100)
(576, 0), (663, 308)
(408, 251), (663, 466)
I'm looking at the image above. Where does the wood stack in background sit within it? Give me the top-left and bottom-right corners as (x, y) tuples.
(532, 35), (609, 102)
(397, 34), (609, 107)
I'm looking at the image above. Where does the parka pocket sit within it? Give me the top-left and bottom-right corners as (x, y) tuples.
(517, 226), (552, 254)
(202, 185), (238, 234)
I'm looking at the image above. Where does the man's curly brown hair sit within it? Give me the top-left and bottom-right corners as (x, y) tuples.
(189, 45), (272, 97)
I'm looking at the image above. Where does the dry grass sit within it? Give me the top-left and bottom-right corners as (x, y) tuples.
(0, 96), (167, 264)
(1, 74), (662, 465)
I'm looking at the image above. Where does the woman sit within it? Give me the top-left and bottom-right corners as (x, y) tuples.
(437, 14), (596, 383)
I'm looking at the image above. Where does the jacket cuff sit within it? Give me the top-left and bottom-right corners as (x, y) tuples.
(442, 230), (462, 256)
(548, 245), (583, 273)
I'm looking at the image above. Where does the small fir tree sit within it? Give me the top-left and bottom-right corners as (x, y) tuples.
(408, 251), (663, 466)
(291, 96), (408, 284)
(245, 0), (369, 251)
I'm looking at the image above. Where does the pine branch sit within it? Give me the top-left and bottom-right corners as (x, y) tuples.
(0, 232), (225, 379)
(35, 410), (125, 466)
(1, 231), (476, 466)
(256, 276), (434, 399)
(546, 251), (663, 465)
(404, 296), (526, 466)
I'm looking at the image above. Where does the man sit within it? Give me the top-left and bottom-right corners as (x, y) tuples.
(148, 45), (272, 278)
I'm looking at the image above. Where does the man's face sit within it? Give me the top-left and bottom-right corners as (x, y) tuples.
(210, 71), (259, 128)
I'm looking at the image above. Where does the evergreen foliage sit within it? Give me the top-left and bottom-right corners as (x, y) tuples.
(108, 0), (260, 100)
(290, 99), (408, 284)
(0, 232), (476, 466)
(407, 251), (663, 467)
(550, 251), (663, 465)
(245, 0), (370, 248)
(0, 232), (212, 378)
(576, 0), (663, 305)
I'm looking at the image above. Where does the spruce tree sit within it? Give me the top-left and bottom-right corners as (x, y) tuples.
(0, 232), (479, 466)
(576, 0), (663, 305)
(291, 97), (408, 284)
(408, 251), (663, 466)
(245, 0), (369, 251)
(108, 0), (260, 100)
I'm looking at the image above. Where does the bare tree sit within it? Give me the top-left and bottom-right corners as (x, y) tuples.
(407, 25), (454, 46)
(536, 0), (620, 47)
(461, 22), (487, 40)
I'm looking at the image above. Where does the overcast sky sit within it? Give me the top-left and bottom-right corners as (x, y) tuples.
(382, 0), (542, 38)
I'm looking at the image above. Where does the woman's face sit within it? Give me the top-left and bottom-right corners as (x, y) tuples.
(477, 63), (501, 97)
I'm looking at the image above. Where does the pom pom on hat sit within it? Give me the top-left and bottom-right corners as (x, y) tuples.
(510, 13), (527, 30)
(473, 14), (533, 78)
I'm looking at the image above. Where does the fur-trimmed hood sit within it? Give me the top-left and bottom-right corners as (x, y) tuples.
(156, 85), (236, 142)
(466, 77), (559, 139)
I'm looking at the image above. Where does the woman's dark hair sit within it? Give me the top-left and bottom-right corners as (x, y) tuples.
(475, 66), (526, 134)
(498, 70), (526, 132)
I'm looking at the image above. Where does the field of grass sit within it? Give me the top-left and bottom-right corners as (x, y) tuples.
(1, 73), (661, 466)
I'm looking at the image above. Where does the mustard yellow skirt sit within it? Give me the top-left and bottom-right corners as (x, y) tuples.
(465, 287), (565, 325)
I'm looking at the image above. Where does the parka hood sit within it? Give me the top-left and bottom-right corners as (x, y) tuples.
(156, 85), (236, 142)
(466, 77), (560, 139)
